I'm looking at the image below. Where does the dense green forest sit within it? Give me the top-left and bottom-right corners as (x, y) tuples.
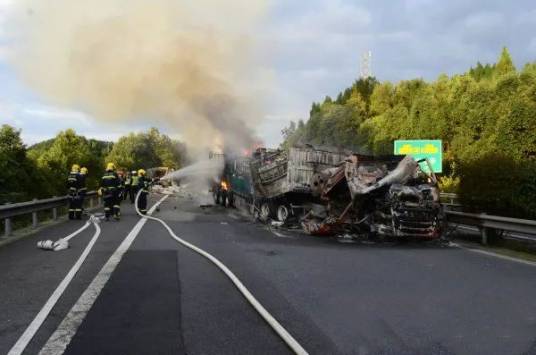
(281, 48), (536, 219)
(0, 126), (185, 203)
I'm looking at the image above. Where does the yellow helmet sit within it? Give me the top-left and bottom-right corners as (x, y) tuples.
(80, 167), (88, 175)
(106, 162), (115, 171)
(138, 169), (146, 176)
(71, 164), (80, 172)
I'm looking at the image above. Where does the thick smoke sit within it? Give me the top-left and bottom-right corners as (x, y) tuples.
(8, 0), (267, 155)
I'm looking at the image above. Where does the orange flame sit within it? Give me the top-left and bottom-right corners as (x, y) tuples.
(221, 181), (229, 191)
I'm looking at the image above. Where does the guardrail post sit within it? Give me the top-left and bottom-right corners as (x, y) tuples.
(89, 196), (93, 209)
(4, 218), (11, 237)
(480, 227), (488, 245)
(32, 198), (38, 228)
(52, 196), (58, 220)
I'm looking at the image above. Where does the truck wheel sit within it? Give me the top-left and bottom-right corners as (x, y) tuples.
(277, 205), (290, 222)
(259, 202), (271, 222)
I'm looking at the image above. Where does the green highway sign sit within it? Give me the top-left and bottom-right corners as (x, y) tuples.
(394, 139), (443, 173)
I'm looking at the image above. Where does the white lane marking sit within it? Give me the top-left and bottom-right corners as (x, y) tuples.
(38, 195), (168, 355)
(8, 219), (101, 355)
(458, 245), (536, 267)
(137, 195), (308, 355)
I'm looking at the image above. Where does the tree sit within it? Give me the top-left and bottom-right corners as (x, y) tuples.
(0, 125), (35, 202)
(469, 62), (495, 81)
(370, 82), (394, 115)
(106, 128), (184, 171)
(147, 128), (184, 169)
(495, 47), (516, 77)
(106, 133), (157, 170)
(32, 129), (95, 194)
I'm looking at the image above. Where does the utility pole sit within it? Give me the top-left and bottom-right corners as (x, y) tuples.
(360, 50), (372, 79)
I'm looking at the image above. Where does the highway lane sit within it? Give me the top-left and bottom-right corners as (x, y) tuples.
(0, 202), (158, 354)
(2, 193), (536, 354)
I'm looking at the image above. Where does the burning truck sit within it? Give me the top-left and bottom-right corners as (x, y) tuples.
(213, 146), (444, 240)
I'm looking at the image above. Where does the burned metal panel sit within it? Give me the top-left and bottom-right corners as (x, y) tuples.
(287, 147), (347, 194)
(250, 146), (347, 199)
(344, 155), (415, 197)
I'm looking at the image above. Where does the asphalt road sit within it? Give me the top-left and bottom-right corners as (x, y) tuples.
(1, 193), (536, 355)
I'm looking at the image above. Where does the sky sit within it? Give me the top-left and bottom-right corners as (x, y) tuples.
(1, 0), (536, 147)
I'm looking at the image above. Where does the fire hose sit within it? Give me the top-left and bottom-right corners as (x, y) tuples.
(135, 189), (308, 355)
(37, 215), (101, 251)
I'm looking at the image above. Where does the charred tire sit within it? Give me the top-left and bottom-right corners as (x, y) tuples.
(259, 202), (271, 222)
(276, 204), (290, 222)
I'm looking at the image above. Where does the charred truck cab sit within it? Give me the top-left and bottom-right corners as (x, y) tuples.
(305, 154), (443, 240)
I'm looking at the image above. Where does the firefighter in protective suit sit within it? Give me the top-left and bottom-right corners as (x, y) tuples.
(100, 163), (121, 221)
(79, 167), (88, 215)
(67, 164), (83, 220)
(129, 170), (139, 204)
(123, 171), (132, 201)
(137, 169), (150, 214)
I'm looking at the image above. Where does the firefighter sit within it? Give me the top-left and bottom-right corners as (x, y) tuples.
(123, 171), (132, 201)
(137, 169), (150, 214)
(129, 170), (139, 204)
(67, 164), (82, 220)
(117, 170), (125, 203)
(100, 163), (121, 221)
(78, 167), (88, 218)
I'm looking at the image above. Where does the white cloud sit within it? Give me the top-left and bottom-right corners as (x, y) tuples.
(22, 106), (91, 124)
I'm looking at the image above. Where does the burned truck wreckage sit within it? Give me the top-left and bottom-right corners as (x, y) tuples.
(213, 146), (443, 240)
(305, 154), (443, 239)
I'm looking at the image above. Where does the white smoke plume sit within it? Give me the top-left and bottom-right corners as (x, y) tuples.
(8, 0), (269, 155)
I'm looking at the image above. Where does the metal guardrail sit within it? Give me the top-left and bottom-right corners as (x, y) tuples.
(0, 191), (98, 237)
(440, 192), (459, 205)
(2, 190), (534, 246)
(446, 210), (536, 245)
(440, 193), (536, 244)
